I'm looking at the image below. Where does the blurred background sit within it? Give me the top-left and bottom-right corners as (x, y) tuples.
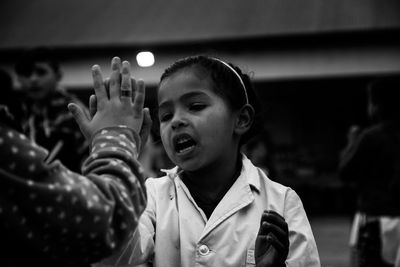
(1, 0), (400, 266)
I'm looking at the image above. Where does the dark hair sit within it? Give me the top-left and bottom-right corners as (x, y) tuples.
(15, 47), (60, 76)
(368, 75), (400, 120)
(159, 55), (263, 145)
(0, 68), (13, 93)
(0, 69), (24, 130)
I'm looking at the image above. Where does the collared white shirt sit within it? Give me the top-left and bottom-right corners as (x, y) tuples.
(97, 155), (320, 267)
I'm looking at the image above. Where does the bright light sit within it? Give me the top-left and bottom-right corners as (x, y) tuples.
(136, 51), (155, 67)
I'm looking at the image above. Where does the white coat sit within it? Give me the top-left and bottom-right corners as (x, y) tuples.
(96, 155), (320, 267)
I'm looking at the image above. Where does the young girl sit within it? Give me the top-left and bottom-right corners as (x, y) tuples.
(97, 55), (320, 266)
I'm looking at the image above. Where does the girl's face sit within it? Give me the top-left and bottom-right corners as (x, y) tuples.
(158, 68), (239, 172)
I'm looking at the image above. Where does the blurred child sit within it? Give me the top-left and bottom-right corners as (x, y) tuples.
(14, 47), (89, 172)
(96, 55), (320, 266)
(243, 129), (276, 179)
(340, 76), (400, 267)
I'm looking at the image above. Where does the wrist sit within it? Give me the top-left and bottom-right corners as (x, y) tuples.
(91, 126), (141, 154)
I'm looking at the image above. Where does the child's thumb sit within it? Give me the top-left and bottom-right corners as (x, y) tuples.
(139, 108), (152, 152)
(68, 103), (89, 131)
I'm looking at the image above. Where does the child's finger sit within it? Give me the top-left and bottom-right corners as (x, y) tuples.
(109, 57), (122, 100)
(266, 233), (288, 259)
(133, 79), (145, 115)
(89, 94), (97, 119)
(130, 77), (137, 106)
(92, 65), (107, 109)
(104, 77), (110, 98)
(261, 221), (289, 245)
(265, 210), (285, 221)
(139, 108), (152, 152)
(120, 61), (132, 103)
(258, 212), (268, 235)
(255, 234), (272, 258)
(68, 103), (90, 138)
(262, 211), (288, 234)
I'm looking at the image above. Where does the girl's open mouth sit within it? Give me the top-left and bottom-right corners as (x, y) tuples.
(173, 134), (197, 155)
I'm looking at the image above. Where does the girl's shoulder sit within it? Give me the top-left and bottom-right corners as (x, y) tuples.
(244, 157), (292, 196)
(257, 167), (294, 197)
(246, 160), (300, 201)
(145, 175), (173, 186)
(145, 173), (177, 196)
(256, 168), (307, 217)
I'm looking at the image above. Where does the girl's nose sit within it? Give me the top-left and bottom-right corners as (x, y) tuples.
(171, 116), (188, 130)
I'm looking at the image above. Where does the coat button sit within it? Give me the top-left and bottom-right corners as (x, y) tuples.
(198, 244), (210, 255)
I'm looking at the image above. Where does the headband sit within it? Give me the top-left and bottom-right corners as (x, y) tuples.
(212, 58), (249, 105)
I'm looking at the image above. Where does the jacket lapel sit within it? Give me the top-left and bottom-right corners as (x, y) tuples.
(200, 165), (256, 240)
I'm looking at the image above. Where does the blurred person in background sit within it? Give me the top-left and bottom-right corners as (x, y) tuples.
(242, 129), (276, 179)
(14, 47), (88, 172)
(0, 68), (24, 124)
(0, 57), (150, 267)
(339, 75), (400, 267)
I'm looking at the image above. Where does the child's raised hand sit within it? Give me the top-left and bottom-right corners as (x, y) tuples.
(255, 210), (289, 267)
(68, 57), (152, 146)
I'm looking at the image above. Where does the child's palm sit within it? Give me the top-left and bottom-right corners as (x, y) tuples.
(255, 210), (289, 267)
(68, 57), (151, 147)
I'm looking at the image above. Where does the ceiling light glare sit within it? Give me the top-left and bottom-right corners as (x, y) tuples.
(136, 51), (155, 67)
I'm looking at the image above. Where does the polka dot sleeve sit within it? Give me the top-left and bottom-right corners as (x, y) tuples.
(0, 124), (147, 265)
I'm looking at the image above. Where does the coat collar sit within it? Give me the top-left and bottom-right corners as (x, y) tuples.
(161, 153), (261, 193)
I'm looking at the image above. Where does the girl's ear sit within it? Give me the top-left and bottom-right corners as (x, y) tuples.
(234, 104), (255, 136)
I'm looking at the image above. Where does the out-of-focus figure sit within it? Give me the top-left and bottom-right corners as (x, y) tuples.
(339, 76), (400, 267)
(14, 47), (88, 172)
(242, 129), (276, 179)
(0, 68), (24, 125)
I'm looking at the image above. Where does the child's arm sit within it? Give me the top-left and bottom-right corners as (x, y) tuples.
(338, 125), (366, 182)
(282, 189), (321, 266)
(0, 57), (151, 265)
(255, 210), (289, 267)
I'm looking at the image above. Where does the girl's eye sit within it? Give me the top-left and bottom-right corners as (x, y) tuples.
(189, 103), (206, 111)
(159, 113), (172, 122)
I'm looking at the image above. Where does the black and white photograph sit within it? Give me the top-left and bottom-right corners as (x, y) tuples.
(1, 1), (400, 266)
